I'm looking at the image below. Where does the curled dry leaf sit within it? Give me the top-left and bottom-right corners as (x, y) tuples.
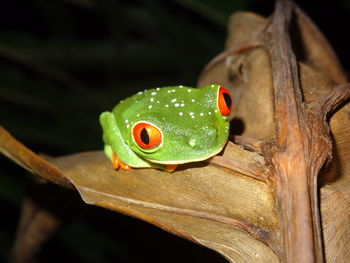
(52, 148), (280, 261)
(0, 126), (279, 262)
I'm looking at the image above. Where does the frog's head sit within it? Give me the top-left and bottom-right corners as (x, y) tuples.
(126, 85), (232, 164)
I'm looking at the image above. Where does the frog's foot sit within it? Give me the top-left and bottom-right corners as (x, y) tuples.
(119, 160), (131, 170)
(165, 164), (177, 173)
(112, 153), (120, 169)
(112, 152), (131, 171)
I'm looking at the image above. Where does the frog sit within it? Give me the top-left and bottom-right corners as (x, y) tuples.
(99, 84), (232, 172)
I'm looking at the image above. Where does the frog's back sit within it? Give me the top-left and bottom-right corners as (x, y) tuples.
(112, 86), (194, 129)
(111, 85), (226, 150)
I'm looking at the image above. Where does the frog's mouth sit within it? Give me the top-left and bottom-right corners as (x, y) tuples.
(144, 139), (229, 165)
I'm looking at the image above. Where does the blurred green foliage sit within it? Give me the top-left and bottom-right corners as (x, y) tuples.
(1, 0), (350, 262)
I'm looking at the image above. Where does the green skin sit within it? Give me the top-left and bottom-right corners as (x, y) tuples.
(100, 84), (230, 170)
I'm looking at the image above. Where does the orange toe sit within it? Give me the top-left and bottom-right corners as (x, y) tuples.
(112, 153), (131, 170)
(165, 164), (177, 172)
(120, 160), (131, 171)
(112, 153), (120, 170)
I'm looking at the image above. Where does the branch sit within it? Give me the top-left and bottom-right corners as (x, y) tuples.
(261, 1), (325, 262)
(309, 84), (350, 118)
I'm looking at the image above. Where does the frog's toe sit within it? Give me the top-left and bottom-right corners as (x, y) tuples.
(112, 153), (120, 170)
(120, 160), (132, 171)
(165, 164), (177, 172)
(111, 152), (132, 171)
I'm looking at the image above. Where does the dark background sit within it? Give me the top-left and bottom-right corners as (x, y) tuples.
(1, 0), (350, 262)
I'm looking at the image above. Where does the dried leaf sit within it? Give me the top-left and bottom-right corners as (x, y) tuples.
(321, 186), (350, 262)
(50, 149), (279, 261)
(0, 125), (279, 262)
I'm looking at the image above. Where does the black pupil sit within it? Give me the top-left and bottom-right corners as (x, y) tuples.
(140, 128), (150, 145)
(223, 92), (232, 109)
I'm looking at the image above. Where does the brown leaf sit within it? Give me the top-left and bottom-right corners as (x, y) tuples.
(50, 150), (280, 261)
(0, 126), (73, 189)
(0, 125), (279, 262)
(293, 7), (347, 84)
(321, 186), (350, 262)
(198, 12), (274, 140)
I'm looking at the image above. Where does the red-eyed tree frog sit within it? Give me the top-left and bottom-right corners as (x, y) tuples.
(100, 84), (232, 172)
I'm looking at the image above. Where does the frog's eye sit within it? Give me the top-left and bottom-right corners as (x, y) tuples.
(132, 121), (162, 150)
(218, 87), (232, 116)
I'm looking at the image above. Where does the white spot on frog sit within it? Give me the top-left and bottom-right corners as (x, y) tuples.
(187, 89), (192, 92)
(189, 112), (194, 116)
(180, 103), (185, 107)
(208, 112), (212, 115)
(179, 112), (183, 116)
(199, 113), (204, 116)
(165, 104), (169, 107)
(137, 91), (143, 95)
(151, 92), (157, 95)
(156, 87), (160, 91)
(148, 105), (153, 109)
(171, 98), (177, 103)
(191, 99), (195, 102)
(174, 103), (179, 107)
(125, 119), (129, 123)
(150, 98), (154, 102)
(188, 138), (196, 147)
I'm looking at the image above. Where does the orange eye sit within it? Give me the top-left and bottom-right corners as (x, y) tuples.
(218, 87), (232, 116)
(132, 122), (162, 150)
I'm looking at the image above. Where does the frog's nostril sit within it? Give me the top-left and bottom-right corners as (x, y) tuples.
(188, 138), (196, 147)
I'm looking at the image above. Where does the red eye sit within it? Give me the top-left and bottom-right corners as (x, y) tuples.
(132, 122), (162, 149)
(218, 87), (232, 116)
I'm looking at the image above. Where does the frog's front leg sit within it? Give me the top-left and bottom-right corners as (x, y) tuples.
(104, 144), (131, 171)
(101, 112), (153, 170)
(112, 152), (131, 170)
